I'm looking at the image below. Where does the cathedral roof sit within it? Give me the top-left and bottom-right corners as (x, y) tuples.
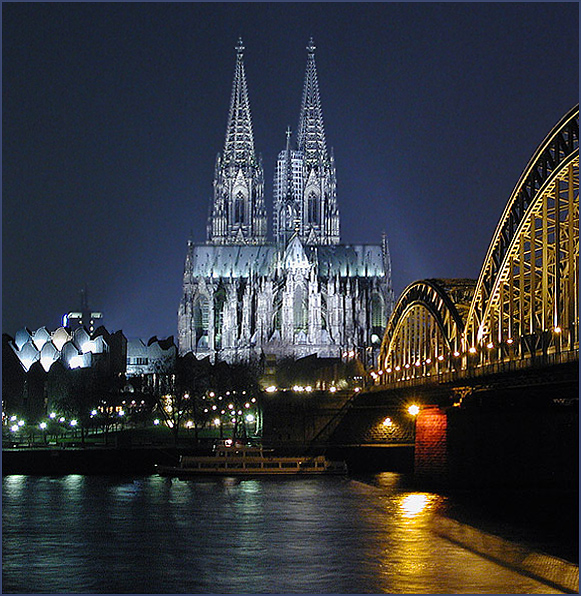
(284, 235), (311, 271)
(188, 242), (386, 279)
(188, 244), (277, 278)
(313, 245), (386, 277)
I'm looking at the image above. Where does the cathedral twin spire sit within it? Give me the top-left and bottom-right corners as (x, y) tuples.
(297, 38), (328, 162)
(208, 38), (266, 245)
(223, 38), (255, 166)
(208, 38), (340, 247)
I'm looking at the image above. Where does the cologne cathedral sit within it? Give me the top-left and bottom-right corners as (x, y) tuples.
(178, 39), (394, 365)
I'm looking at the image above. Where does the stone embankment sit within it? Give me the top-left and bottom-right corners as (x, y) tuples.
(432, 515), (579, 594)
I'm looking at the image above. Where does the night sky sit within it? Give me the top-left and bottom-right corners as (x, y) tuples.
(3, 3), (578, 341)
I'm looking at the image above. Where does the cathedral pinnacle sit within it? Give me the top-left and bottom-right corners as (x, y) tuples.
(223, 38), (255, 164)
(207, 40), (267, 245)
(297, 37), (327, 160)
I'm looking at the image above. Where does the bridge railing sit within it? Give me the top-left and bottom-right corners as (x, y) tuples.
(372, 347), (578, 390)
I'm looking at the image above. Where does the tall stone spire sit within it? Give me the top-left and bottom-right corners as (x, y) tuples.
(207, 38), (267, 245)
(273, 38), (340, 246)
(223, 38), (255, 165)
(297, 38), (327, 163)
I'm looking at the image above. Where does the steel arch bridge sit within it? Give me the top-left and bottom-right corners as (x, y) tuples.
(378, 106), (579, 383)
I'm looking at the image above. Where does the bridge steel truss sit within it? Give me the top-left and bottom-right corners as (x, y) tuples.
(379, 106), (579, 382)
(377, 279), (474, 380)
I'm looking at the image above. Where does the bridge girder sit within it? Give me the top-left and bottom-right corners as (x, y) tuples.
(464, 106), (579, 359)
(378, 106), (579, 382)
(378, 279), (475, 378)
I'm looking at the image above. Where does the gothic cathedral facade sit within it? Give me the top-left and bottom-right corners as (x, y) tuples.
(178, 39), (394, 366)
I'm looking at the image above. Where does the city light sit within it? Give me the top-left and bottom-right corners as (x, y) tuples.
(70, 419), (78, 427)
(329, 386), (337, 393)
(265, 386), (277, 393)
(39, 422), (47, 430)
(407, 404), (420, 416)
(153, 419), (160, 425)
(213, 418), (221, 426)
(10, 425), (18, 432)
(246, 414), (255, 423)
(383, 417), (392, 427)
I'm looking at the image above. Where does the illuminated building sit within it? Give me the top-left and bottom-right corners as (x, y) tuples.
(62, 286), (103, 333)
(178, 39), (394, 365)
(9, 325), (126, 373)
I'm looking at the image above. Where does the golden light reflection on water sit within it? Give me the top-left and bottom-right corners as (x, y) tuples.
(381, 491), (443, 591)
(399, 493), (430, 518)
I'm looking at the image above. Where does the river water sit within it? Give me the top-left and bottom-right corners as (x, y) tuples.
(2, 473), (567, 593)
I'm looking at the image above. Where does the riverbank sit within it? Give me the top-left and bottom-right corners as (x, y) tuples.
(432, 514), (579, 593)
(1, 441), (415, 476)
(1, 444), (185, 475)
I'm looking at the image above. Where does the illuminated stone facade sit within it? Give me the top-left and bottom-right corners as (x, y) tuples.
(178, 39), (394, 365)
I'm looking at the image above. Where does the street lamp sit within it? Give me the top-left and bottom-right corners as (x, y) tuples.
(407, 404), (420, 417)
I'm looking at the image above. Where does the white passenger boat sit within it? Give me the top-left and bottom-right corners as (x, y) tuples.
(156, 440), (348, 477)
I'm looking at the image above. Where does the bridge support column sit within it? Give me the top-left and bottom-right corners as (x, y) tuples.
(414, 406), (448, 483)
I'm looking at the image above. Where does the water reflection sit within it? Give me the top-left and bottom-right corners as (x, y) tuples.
(2, 474), (563, 594)
(399, 492), (431, 517)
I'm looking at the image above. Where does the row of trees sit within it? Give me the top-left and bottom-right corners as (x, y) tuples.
(145, 353), (263, 444)
(3, 335), (264, 445)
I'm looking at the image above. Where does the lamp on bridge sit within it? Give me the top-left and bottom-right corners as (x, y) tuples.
(407, 404), (420, 417)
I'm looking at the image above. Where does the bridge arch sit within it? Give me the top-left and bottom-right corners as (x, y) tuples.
(377, 105), (578, 382)
(463, 105), (579, 360)
(378, 279), (475, 380)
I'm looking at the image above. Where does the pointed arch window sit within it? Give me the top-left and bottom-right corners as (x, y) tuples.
(307, 191), (319, 224)
(193, 295), (210, 345)
(293, 284), (308, 332)
(234, 191), (245, 224)
(371, 293), (385, 329)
